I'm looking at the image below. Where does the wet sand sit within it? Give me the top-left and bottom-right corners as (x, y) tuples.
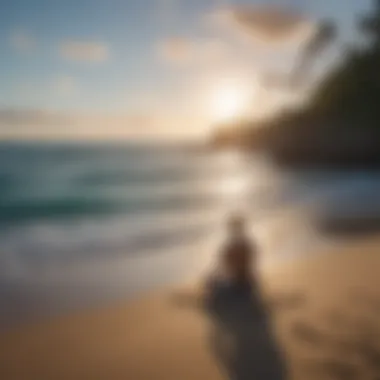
(1, 237), (380, 380)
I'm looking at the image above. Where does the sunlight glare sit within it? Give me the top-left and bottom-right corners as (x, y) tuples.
(220, 175), (249, 197)
(210, 81), (252, 123)
(216, 151), (250, 210)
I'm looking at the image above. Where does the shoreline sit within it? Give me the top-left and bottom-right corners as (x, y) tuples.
(1, 237), (380, 379)
(0, 228), (357, 332)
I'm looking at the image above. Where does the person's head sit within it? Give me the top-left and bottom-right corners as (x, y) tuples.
(227, 214), (246, 236)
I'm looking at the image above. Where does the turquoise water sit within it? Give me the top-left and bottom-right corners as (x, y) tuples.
(1, 141), (380, 326)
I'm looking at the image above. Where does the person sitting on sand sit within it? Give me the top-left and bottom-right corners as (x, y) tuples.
(219, 214), (256, 287)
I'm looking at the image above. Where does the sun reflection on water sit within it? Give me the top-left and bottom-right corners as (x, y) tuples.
(215, 151), (251, 213)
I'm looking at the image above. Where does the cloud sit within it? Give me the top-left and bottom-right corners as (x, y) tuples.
(157, 38), (192, 64)
(209, 5), (317, 47)
(9, 30), (36, 53)
(157, 37), (226, 65)
(0, 108), (71, 128)
(59, 41), (109, 62)
(0, 107), (204, 140)
(0, 107), (165, 140)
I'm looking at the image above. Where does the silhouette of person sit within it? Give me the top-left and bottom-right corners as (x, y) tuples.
(219, 214), (256, 289)
(203, 215), (286, 380)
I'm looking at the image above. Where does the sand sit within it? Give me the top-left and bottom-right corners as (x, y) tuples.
(1, 238), (380, 380)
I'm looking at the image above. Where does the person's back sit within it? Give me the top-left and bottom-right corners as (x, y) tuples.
(220, 215), (256, 285)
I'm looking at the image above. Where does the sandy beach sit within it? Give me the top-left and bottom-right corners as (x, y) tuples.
(1, 237), (380, 380)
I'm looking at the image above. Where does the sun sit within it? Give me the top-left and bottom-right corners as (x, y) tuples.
(210, 82), (252, 123)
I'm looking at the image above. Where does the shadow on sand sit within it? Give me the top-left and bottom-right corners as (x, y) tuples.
(204, 280), (286, 380)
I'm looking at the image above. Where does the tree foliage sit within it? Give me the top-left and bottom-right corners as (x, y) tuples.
(212, 0), (380, 164)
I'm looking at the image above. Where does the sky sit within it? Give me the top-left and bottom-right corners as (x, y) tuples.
(0, 0), (374, 140)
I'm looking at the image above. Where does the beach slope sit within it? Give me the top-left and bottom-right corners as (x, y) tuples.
(1, 239), (380, 380)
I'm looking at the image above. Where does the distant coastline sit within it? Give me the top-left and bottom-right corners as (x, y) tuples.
(211, 1), (380, 169)
(210, 114), (380, 169)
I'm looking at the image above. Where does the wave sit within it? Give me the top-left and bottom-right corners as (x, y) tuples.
(0, 218), (214, 265)
(0, 189), (229, 225)
(0, 143), (248, 226)
(0, 197), (121, 225)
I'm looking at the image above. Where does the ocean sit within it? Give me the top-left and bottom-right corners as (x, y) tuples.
(1, 141), (380, 326)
